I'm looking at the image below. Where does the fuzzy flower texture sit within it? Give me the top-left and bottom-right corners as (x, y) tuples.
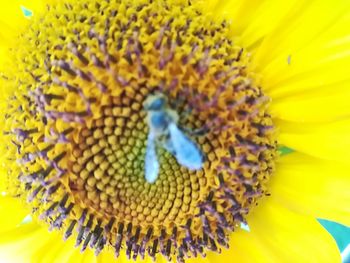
(0, 0), (349, 262)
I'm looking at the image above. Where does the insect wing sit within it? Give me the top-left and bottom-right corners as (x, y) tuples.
(168, 123), (203, 170)
(145, 134), (159, 183)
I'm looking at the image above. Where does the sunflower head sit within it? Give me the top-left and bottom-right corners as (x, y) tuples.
(1, 0), (277, 261)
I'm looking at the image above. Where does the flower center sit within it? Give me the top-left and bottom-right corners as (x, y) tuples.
(1, 0), (277, 261)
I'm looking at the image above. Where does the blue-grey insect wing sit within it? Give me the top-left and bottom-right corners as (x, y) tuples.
(145, 134), (159, 183)
(168, 123), (203, 170)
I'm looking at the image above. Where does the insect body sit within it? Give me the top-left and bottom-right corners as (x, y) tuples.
(143, 93), (204, 183)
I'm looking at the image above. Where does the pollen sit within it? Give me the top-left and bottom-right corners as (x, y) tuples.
(0, 0), (277, 262)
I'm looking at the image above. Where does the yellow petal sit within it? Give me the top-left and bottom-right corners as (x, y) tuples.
(0, 230), (40, 262)
(209, 195), (341, 262)
(51, 238), (77, 263)
(56, 238), (96, 263)
(255, 0), (350, 90)
(0, 226), (67, 262)
(270, 152), (350, 227)
(254, 0), (350, 66)
(211, 1), (350, 108)
(278, 119), (350, 163)
(270, 80), (350, 122)
(0, 223), (40, 244)
(31, 231), (62, 263)
(247, 197), (341, 263)
(207, 230), (273, 262)
(0, 195), (30, 233)
(233, 0), (303, 48)
(209, 0), (302, 48)
(0, 169), (6, 192)
(39, 231), (115, 263)
(0, 222), (116, 263)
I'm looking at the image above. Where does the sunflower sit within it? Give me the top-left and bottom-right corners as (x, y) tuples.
(0, 0), (349, 262)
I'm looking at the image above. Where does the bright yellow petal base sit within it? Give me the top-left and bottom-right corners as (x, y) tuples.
(271, 152), (350, 227)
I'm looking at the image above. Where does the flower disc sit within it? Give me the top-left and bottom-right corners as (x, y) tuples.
(1, 0), (277, 261)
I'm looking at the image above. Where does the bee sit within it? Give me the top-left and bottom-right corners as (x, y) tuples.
(143, 93), (204, 183)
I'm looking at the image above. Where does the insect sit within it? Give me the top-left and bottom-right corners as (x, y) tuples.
(143, 93), (204, 183)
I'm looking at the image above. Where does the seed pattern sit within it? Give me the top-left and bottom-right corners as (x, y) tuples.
(1, 0), (277, 262)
